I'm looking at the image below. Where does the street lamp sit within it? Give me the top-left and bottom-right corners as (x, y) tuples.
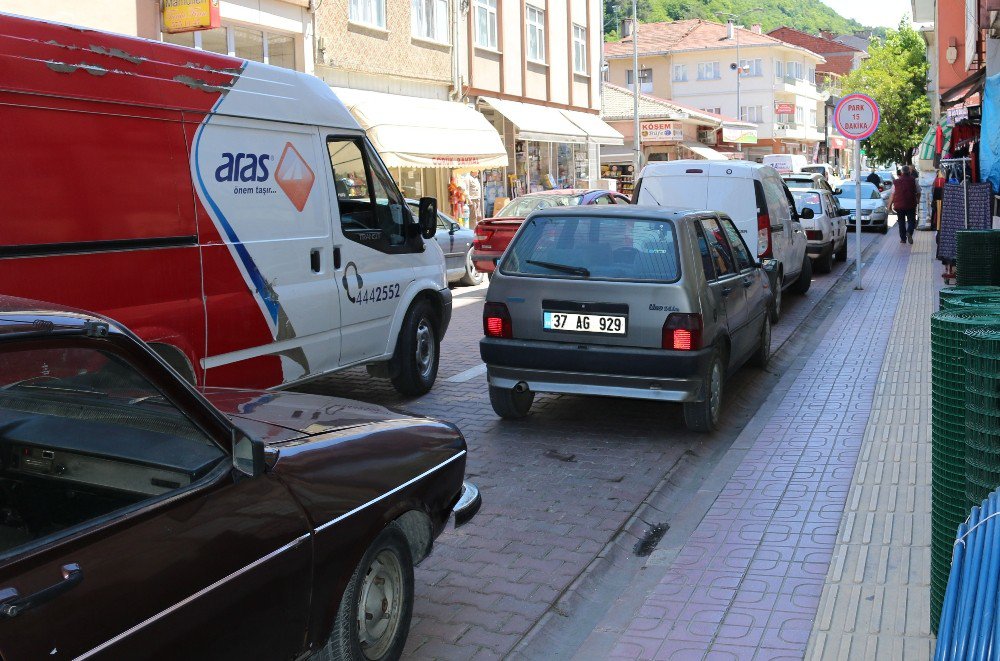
(716, 9), (762, 152)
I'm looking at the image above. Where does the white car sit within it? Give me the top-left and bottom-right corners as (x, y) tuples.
(634, 160), (811, 323)
(792, 188), (848, 273)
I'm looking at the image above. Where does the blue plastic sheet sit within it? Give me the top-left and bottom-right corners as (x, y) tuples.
(980, 73), (1000, 193)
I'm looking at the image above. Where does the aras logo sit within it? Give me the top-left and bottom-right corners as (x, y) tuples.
(213, 142), (315, 212)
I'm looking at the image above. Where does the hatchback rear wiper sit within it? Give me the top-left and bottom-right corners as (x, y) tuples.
(526, 259), (590, 277)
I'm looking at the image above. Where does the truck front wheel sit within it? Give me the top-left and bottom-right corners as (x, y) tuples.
(390, 300), (440, 396)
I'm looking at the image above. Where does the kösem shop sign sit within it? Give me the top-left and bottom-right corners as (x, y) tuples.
(640, 121), (683, 142)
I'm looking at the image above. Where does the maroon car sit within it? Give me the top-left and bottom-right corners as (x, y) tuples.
(473, 189), (631, 274)
(0, 297), (479, 660)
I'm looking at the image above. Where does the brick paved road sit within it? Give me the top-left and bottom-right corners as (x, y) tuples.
(296, 232), (883, 659)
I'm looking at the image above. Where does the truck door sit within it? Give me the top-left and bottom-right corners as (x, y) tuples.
(324, 136), (417, 366)
(190, 118), (341, 387)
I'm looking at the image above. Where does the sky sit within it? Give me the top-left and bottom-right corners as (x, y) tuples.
(820, 0), (913, 28)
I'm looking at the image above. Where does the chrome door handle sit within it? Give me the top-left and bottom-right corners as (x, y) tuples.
(1, 563), (82, 618)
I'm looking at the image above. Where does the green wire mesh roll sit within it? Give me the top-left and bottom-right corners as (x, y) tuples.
(930, 310), (1000, 631)
(956, 231), (1000, 286)
(940, 286), (1000, 311)
(942, 295), (1000, 312)
(965, 328), (1000, 507)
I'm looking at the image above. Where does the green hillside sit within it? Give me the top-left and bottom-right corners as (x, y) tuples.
(604, 0), (874, 41)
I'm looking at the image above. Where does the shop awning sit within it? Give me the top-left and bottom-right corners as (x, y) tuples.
(918, 116), (952, 162)
(480, 96), (589, 144)
(561, 108), (625, 145)
(941, 69), (985, 108)
(331, 87), (508, 169)
(681, 141), (728, 160)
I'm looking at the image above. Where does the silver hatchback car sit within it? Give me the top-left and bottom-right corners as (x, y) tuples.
(480, 206), (774, 432)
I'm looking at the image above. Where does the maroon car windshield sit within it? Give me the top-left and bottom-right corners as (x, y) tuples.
(495, 194), (585, 218)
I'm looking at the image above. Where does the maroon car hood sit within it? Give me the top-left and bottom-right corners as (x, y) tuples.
(202, 388), (414, 442)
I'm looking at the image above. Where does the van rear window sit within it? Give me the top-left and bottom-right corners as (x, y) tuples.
(501, 216), (680, 282)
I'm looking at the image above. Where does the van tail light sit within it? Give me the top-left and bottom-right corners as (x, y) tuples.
(662, 313), (703, 351)
(757, 211), (772, 258)
(805, 230), (823, 240)
(484, 302), (513, 338)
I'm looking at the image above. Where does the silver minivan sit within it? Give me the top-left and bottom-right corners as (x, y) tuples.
(480, 206), (774, 432)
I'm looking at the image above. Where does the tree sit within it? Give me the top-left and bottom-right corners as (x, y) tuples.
(840, 21), (931, 166)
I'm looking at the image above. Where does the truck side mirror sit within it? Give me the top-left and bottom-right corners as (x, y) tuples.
(418, 197), (437, 240)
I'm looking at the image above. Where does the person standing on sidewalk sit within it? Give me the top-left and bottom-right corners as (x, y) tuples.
(890, 165), (919, 244)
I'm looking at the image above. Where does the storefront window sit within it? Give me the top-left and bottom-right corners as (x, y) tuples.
(162, 31), (194, 48)
(234, 27), (264, 62)
(268, 34), (296, 69)
(517, 141), (590, 192)
(200, 27), (229, 55)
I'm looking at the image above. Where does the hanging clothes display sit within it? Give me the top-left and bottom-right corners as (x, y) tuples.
(938, 181), (994, 262)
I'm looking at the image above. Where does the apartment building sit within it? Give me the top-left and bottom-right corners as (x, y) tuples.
(604, 19), (827, 162)
(458, 0), (622, 203)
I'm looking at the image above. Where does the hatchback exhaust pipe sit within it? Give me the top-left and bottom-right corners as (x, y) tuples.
(513, 382), (529, 393)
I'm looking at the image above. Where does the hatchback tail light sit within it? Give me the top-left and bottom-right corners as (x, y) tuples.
(805, 229), (823, 240)
(662, 313), (703, 350)
(484, 302), (513, 338)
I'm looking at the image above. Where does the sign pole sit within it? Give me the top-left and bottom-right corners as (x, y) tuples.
(854, 143), (862, 290)
(833, 93), (880, 293)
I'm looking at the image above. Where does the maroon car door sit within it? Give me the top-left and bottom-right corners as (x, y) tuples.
(0, 470), (313, 660)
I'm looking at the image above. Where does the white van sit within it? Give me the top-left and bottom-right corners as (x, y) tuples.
(762, 154), (808, 175)
(0, 15), (450, 395)
(633, 160), (811, 322)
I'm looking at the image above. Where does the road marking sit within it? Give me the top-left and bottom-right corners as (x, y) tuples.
(446, 363), (487, 383)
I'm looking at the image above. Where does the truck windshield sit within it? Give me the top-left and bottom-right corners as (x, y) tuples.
(502, 215), (680, 282)
(496, 194), (584, 218)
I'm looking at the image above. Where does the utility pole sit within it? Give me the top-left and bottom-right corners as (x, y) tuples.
(717, 10), (761, 157)
(631, 0), (641, 177)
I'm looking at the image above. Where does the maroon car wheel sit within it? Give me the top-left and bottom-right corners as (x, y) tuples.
(319, 525), (414, 661)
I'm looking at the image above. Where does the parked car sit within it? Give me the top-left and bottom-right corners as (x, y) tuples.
(837, 182), (890, 233)
(633, 160), (810, 324)
(0, 14), (451, 395)
(471, 190), (630, 274)
(762, 153), (808, 175)
(782, 172), (840, 196)
(0, 295), (480, 660)
(480, 207), (774, 432)
(792, 189), (849, 273)
(407, 200), (482, 286)
(800, 163), (838, 184)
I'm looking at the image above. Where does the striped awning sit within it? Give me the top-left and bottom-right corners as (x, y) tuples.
(918, 117), (952, 162)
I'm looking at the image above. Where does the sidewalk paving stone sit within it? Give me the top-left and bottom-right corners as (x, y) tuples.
(610, 233), (912, 659)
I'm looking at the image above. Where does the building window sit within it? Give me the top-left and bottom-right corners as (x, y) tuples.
(786, 61), (804, 80)
(777, 111), (794, 125)
(808, 67), (816, 84)
(740, 105), (763, 123)
(474, 0), (498, 49)
(162, 25), (297, 70)
(701, 107), (721, 115)
(697, 62), (721, 80)
(412, 0), (449, 42)
(774, 60), (783, 79)
(626, 68), (653, 93)
(350, 0), (386, 28)
(739, 58), (762, 77)
(809, 109), (817, 127)
(672, 64), (688, 82)
(526, 6), (545, 63)
(573, 24), (587, 74)
(795, 106), (804, 125)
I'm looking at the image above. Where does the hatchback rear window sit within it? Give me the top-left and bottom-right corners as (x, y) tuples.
(501, 215), (680, 282)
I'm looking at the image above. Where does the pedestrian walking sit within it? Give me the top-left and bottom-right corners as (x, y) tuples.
(890, 165), (919, 244)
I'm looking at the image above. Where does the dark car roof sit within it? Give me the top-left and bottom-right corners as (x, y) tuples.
(0, 295), (122, 337)
(525, 205), (709, 221)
